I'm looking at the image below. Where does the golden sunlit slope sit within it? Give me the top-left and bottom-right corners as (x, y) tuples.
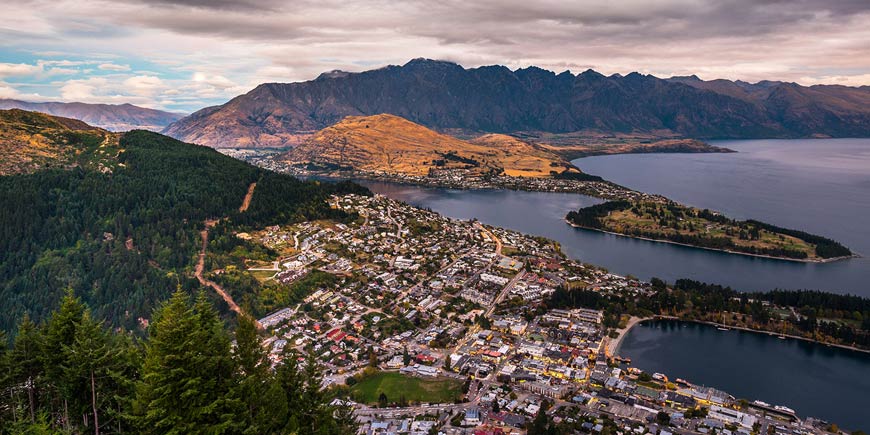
(0, 109), (119, 175)
(467, 133), (577, 176)
(282, 114), (573, 177)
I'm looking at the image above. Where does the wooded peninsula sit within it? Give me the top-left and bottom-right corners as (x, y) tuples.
(566, 201), (854, 262)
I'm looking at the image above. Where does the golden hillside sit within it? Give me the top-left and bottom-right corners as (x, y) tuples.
(467, 133), (578, 176)
(282, 114), (573, 177)
(0, 109), (119, 175)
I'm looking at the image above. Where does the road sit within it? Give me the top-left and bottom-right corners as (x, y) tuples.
(475, 223), (502, 255)
(485, 270), (524, 318)
(385, 206), (403, 240)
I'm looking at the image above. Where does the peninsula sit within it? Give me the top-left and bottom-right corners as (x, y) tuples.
(565, 200), (854, 262)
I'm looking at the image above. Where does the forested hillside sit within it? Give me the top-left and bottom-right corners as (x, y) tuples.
(0, 127), (367, 334)
(0, 290), (358, 434)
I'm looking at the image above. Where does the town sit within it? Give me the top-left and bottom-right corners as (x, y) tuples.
(222, 149), (665, 203)
(238, 193), (831, 435)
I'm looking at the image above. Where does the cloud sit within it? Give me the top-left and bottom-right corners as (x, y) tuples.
(192, 72), (237, 89)
(123, 75), (166, 95)
(60, 77), (110, 101)
(0, 63), (42, 78)
(127, 0), (283, 12)
(0, 62), (80, 79)
(98, 62), (131, 71)
(799, 74), (870, 87)
(57, 75), (169, 107)
(0, 0), (868, 112)
(0, 80), (48, 100)
(40, 60), (93, 67)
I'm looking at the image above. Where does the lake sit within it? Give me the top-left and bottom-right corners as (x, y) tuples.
(360, 138), (870, 295)
(619, 320), (870, 431)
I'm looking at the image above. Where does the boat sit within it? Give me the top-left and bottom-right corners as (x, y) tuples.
(778, 335), (786, 340)
(774, 405), (796, 415)
(717, 326), (730, 331)
(753, 400), (771, 407)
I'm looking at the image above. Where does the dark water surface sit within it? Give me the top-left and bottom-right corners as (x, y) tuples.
(572, 138), (870, 294)
(619, 320), (870, 431)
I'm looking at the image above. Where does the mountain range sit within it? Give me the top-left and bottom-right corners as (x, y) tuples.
(163, 58), (870, 148)
(0, 99), (184, 132)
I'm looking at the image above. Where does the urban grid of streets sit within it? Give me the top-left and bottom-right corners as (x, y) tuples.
(233, 193), (826, 435)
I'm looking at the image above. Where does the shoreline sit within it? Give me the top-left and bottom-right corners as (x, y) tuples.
(607, 316), (651, 357)
(286, 169), (666, 203)
(565, 220), (857, 264)
(620, 316), (870, 355)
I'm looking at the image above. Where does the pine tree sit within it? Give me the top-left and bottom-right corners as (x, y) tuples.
(41, 289), (86, 430)
(190, 292), (242, 433)
(299, 351), (326, 435)
(103, 333), (141, 435)
(134, 291), (239, 435)
(63, 311), (114, 435)
(9, 314), (44, 424)
(527, 399), (552, 435)
(0, 329), (9, 427)
(276, 349), (303, 434)
(367, 346), (377, 368)
(2, 289), (363, 435)
(233, 315), (286, 435)
(332, 400), (359, 435)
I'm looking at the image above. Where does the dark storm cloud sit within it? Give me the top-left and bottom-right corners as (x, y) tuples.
(113, 0), (870, 41)
(120, 0), (284, 11)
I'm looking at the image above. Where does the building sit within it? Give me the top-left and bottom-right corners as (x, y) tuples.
(709, 405), (757, 429)
(464, 408), (481, 425)
(480, 273), (510, 286)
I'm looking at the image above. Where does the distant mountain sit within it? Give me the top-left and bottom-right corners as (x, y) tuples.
(0, 99), (184, 131)
(0, 108), (117, 175)
(164, 59), (870, 148)
(281, 114), (575, 177)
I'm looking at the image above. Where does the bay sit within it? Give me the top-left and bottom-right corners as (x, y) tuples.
(618, 320), (870, 431)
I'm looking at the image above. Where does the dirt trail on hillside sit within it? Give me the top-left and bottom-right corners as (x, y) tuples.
(195, 182), (262, 328)
(239, 182), (256, 212)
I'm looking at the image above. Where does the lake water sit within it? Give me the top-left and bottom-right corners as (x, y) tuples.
(619, 320), (870, 431)
(360, 138), (870, 295)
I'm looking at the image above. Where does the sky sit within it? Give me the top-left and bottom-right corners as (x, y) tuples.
(2, 0), (869, 113)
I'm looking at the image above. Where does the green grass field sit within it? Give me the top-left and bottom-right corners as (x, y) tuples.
(350, 371), (463, 405)
(248, 269), (277, 282)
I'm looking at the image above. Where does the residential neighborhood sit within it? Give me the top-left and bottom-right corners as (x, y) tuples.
(238, 193), (830, 435)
